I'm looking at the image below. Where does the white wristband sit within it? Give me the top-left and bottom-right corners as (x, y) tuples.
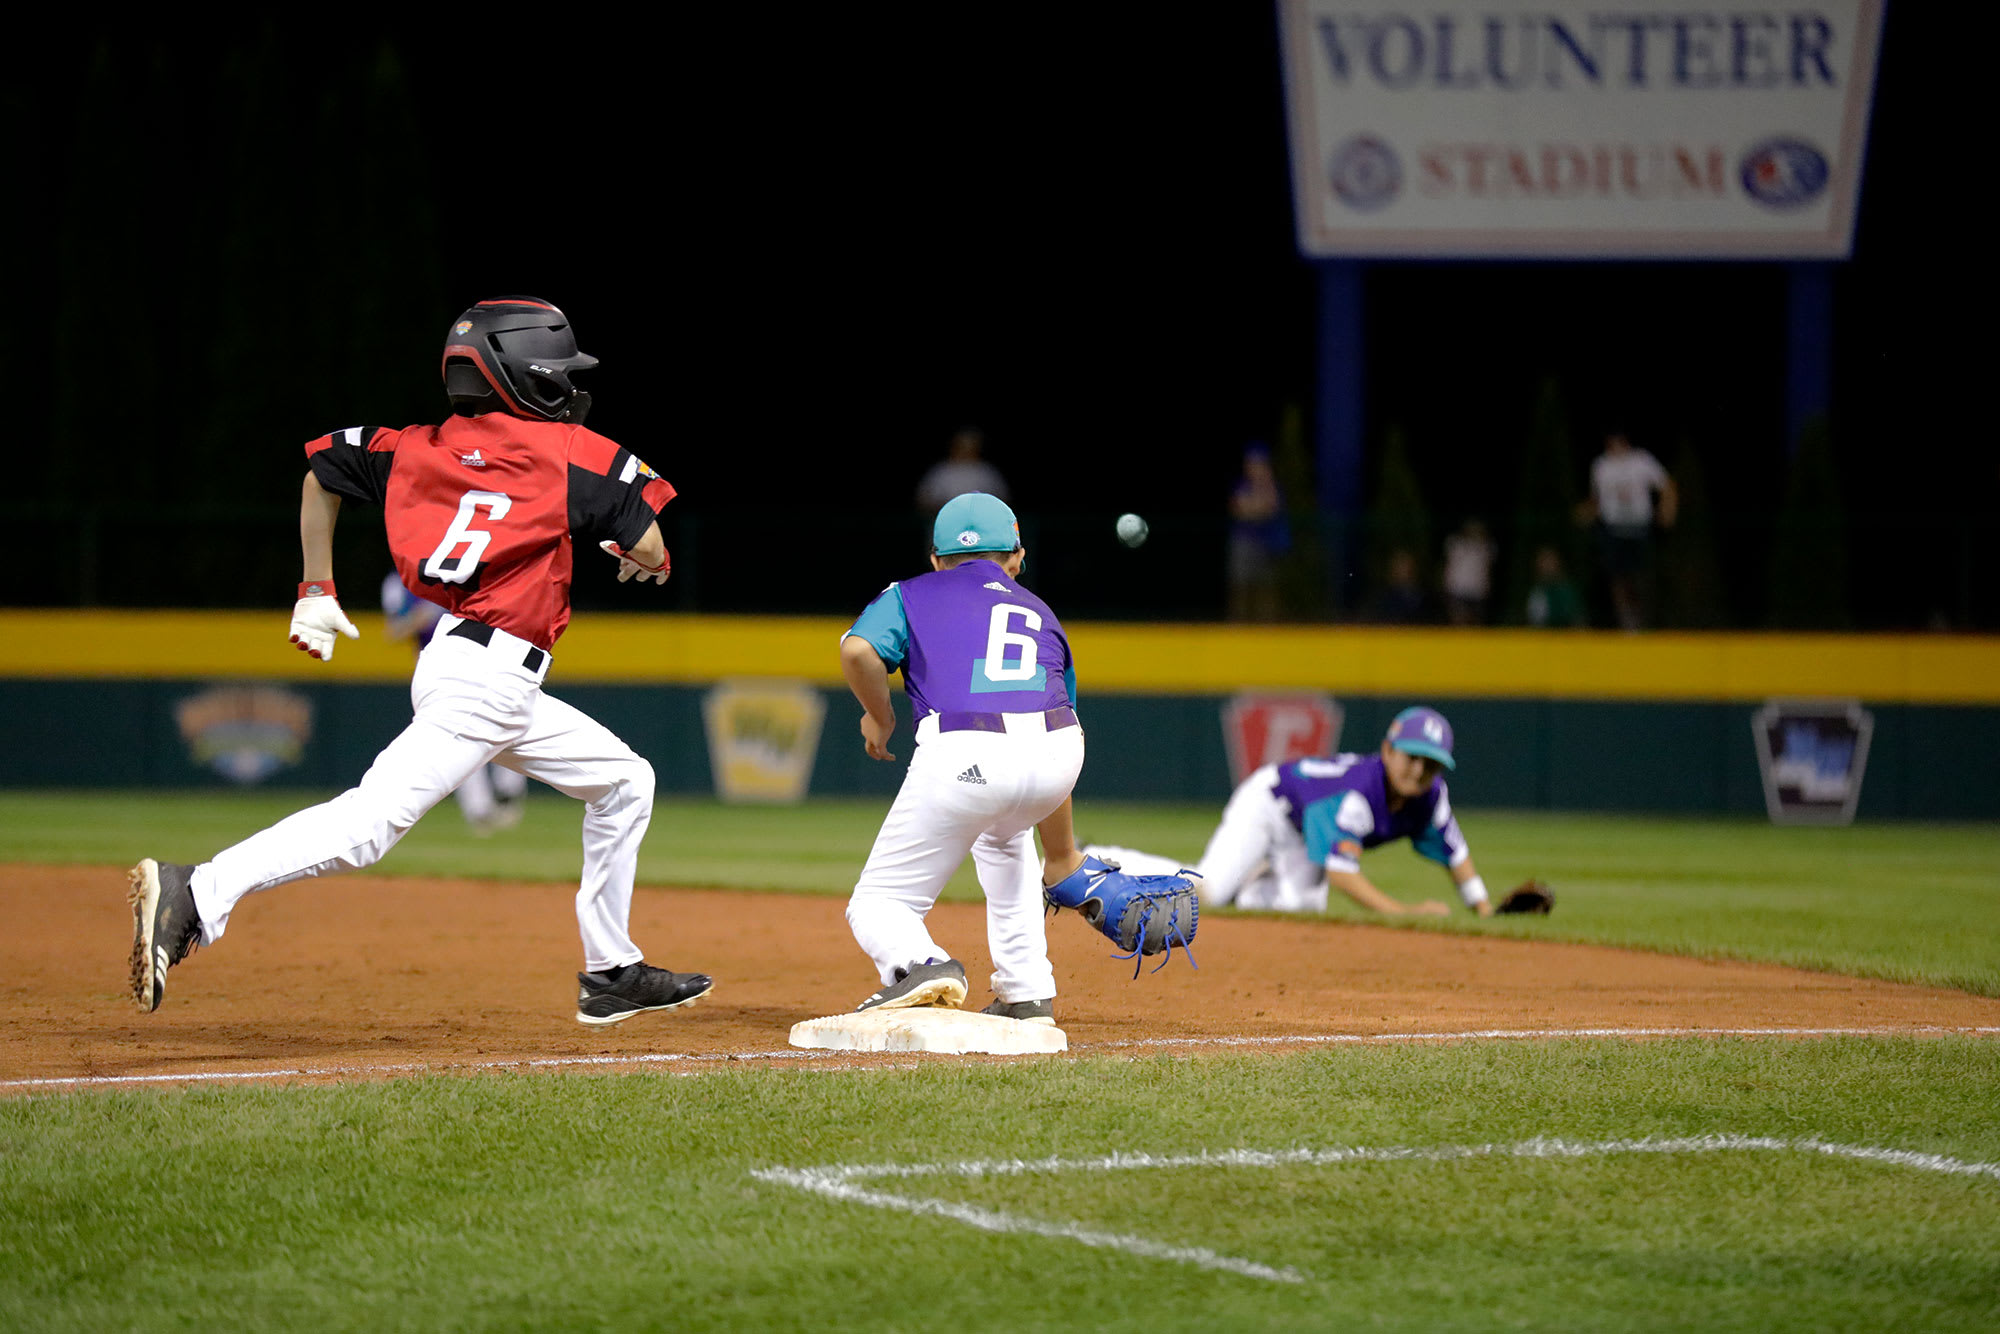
(1458, 875), (1489, 907)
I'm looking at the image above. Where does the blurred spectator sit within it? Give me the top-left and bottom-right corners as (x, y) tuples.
(1524, 545), (1584, 628)
(1227, 442), (1290, 621)
(915, 426), (1009, 513)
(1577, 431), (1678, 630)
(1441, 518), (1495, 626)
(1373, 548), (1430, 624)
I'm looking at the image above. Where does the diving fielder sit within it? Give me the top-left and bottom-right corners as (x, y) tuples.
(1089, 707), (1493, 918)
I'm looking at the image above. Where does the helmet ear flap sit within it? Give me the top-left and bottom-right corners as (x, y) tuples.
(444, 358), (504, 416)
(506, 361), (570, 420)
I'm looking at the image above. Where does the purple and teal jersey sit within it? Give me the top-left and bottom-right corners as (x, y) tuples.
(380, 571), (445, 649)
(846, 559), (1076, 722)
(1271, 752), (1468, 874)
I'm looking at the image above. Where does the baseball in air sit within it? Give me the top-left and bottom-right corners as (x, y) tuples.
(1116, 513), (1149, 548)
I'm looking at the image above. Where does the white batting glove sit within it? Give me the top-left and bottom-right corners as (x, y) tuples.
(599, 539), (670, 584)
(289, 581), (360, 661)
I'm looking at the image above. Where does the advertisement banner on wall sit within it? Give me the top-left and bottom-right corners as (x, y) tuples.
(174, 684), (315, 784)
(1221, 692), (1345, 783)
(702, 680), (828, 803)
(1752, 698), (1874, 825)
(1278, 0), (1885, 257)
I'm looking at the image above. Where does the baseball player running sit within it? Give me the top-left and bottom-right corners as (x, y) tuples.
(381, 570), (529, 835)
(838, 492), (1096, 1025)
(129, 296), (713, 1026)
(1089, 707), (1493, 918)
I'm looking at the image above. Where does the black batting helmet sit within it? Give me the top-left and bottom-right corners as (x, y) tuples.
(442, 296), (598, 424)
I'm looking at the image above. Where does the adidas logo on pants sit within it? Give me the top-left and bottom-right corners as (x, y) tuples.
(956, 765), (986, 784)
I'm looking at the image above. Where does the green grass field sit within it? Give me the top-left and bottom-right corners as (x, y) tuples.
(3, 791), (1998, 1330)
(5, 791), (1996, 994)
(4, 1042), (1996, 1331)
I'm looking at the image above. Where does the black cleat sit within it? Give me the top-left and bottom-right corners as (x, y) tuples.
(856, 958), (968, 1013)
(128, 859), (203, 1013)
(576, 963), (713, 1026)
(980, 996), (1056, 1026)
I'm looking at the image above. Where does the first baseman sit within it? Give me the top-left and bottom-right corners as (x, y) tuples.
(1089, 707), (1492, 918)
(129, 296), (713, 1025)
(838, 492), (1092, 1024)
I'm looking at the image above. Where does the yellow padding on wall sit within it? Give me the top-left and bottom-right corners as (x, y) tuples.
(1066, 624), (2000, 703)
(1, 610), (1996, 703)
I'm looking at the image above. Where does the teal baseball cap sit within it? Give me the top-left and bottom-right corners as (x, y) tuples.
(932, 492), (1021, 554)
(1386, 706), (1456, 770)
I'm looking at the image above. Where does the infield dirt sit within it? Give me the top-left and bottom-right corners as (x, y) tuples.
(6, 863), (1997, 1090)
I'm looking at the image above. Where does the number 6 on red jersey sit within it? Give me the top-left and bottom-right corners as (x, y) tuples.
(424, 490), (512, 585)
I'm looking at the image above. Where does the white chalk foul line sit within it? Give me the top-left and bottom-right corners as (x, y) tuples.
(751, 1166), (1304, 1284)
(1084, 1025), (2000, 1051)
(753, 1133), (2000, 1286)
(7, 1024), (1997, 1091)
(791, 1135), (2000, 1185)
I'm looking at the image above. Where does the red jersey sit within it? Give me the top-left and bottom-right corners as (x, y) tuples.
(304, 414), (674, 650)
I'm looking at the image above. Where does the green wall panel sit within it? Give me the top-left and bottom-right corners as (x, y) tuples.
(0, 679), (1993, 818)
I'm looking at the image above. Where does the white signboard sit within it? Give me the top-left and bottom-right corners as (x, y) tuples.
(1279, 0), (1885, 257)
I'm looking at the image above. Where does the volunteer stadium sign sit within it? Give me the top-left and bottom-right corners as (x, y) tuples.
(1278, 1), (1885, 257)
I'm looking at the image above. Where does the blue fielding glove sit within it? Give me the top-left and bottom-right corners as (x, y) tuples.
(1044, 855), (1199, 975)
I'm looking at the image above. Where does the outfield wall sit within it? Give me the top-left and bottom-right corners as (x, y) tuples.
(2, 612), (1995, 816)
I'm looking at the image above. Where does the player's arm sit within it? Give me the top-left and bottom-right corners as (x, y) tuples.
(1656, 472), (1680, 529)
(1414, 787), (1487, 914)
(301, 471), (338, 583)
(600, 520), (669, 583)
(1325, 868), (1449, 917)
(289, 472), (358, 661)
(841, 584), (909, 762)
(568, 432), (676, 585)
(293, 424), (392, 660)
(1452, 859), (1493, 918)
(627, 521), (667, 571)
(381, 602), (436, 643)
(839, 635), (898, 761)
(1305, 795), (1447, 917)
(382, 607), (422, 642)
(1035, 796), (1086, 886)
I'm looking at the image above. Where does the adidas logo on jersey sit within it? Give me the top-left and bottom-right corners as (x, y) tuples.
(983, 582), (1009, 592)
(956, 765), (987, 785)
(460, 449), (487, 468)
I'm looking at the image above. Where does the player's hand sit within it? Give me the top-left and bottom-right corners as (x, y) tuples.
(599, 539), (669, 584)
(859, 713), (896, 762)
(289, 589), (359, 661)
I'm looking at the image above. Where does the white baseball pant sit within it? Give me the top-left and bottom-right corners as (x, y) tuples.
(846, 711), (1085, 1003)
(188, 614), (656, 970)
(1086, 762), (1329, 913)
(456, 760), (528, 827)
